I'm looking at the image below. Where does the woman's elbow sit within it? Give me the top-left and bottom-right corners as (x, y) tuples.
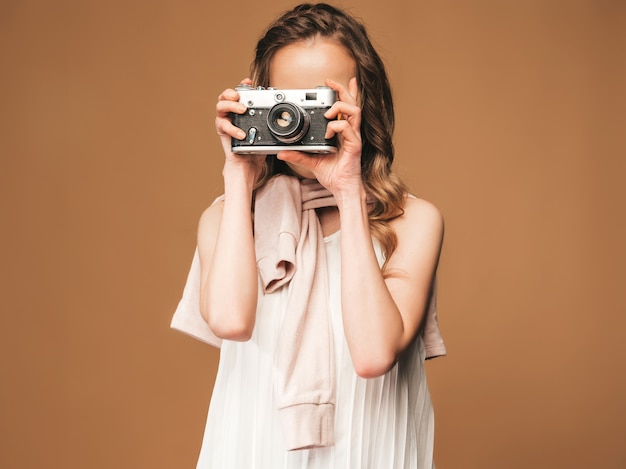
(352, 352), (397, 379)
(202, 306), (255, 342)
(209, 317), (254, 341)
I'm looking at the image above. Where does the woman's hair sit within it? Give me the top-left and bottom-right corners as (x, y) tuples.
(252, 3), (408, 266)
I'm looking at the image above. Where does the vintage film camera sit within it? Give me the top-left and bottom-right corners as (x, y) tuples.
(231, 84), (338, 155)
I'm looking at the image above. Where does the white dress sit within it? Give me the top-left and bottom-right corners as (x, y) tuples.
(196, 231), (436, 468)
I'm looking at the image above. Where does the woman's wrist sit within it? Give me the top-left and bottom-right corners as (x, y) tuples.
(223, 159), (259, 188)
(222, 166), (257, 201)
(333, 180), (367, 210)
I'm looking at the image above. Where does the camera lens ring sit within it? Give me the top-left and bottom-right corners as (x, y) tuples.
(266, 102), (310, 143)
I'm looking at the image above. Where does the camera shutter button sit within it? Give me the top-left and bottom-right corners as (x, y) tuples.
(246, 127), (258, 144)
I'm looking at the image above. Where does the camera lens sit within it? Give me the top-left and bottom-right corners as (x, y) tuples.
(267, 102), (310, 143)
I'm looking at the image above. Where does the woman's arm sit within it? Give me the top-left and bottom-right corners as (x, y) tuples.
(336, 191), (444, 378)
(276, 77), (444, 377)
(197, 81), (265, 341)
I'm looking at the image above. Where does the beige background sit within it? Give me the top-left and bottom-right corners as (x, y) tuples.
(1, 0), (625, 467)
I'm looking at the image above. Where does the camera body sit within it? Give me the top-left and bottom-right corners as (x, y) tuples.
(231, 84), (337, 155)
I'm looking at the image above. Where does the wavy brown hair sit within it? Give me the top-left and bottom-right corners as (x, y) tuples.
(251, 3), (408, 266)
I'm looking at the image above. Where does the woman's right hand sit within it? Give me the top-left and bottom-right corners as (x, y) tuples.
(215, 78), (266, 182)
(201, 79), (264, 339)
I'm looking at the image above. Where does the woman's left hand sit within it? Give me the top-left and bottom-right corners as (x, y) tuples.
(276, 77), (363, 196)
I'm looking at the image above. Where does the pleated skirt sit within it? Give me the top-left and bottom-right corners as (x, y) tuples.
(196, 233), (436, 468)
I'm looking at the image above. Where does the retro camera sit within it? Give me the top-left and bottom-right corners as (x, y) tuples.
(231, 84), (337, 155)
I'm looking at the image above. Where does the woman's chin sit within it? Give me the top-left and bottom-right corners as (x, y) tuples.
(284, 160), (316, 180)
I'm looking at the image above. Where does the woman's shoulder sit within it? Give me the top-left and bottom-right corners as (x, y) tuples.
(198, 196), (225, 236)
(392, 194), (444, 241)
(401, 194), (443, 226)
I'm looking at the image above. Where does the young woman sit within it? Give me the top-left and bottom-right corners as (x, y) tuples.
(172, 3), (446, 467)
